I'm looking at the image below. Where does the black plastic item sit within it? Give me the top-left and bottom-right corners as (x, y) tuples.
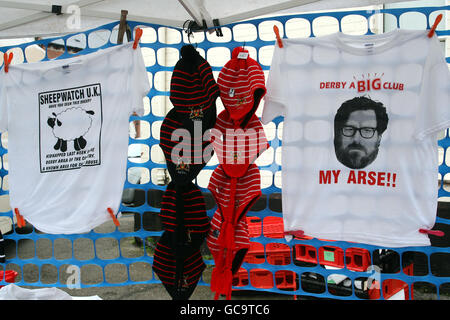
(184, 19), (207, 33)
(372, 249), (400, 273)
(0, 230), (5, 263)
(437, 201), (450, 219)
(51, 5), (62, 15)
(213, 19), (223, 37)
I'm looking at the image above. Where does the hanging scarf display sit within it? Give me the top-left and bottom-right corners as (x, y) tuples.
(153, 181), (209, 299)
(154, 44), (219, 300)
(207, 46), (268, 299)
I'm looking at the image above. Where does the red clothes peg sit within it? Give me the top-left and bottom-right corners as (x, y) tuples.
(273, 25), (283, 48)
(107, 207), (120, 226)
(285, 230), (305, 238)
(14, 208), (25, 228)
(133, 28), (143, 49)
(419, 228), (444, 237)
(428, 13), (443, 38)
(3, 52), (13, 73)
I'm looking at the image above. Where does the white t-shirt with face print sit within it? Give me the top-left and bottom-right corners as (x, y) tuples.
(262, 30), (450, 247)
(0, 42), (150, 234)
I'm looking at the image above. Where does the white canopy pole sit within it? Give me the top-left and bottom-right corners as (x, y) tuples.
(178, 0), (204, 26)
(77, 8), (183, 28)
(0, 0), (106, 32)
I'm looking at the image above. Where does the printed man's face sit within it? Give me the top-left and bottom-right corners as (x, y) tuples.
(336, 109), (381, 169)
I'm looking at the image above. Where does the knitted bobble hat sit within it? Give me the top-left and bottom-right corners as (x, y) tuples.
(152, 231), (205, 300)
(153, 182), (209, 300)
(206, 163), (262, 300)
(170, 44), (219, 131)
(209, 109), (269, 178)
(159, 181), (210, 248)
(217, 46), (266, 128)
(159, 108), (214, 185)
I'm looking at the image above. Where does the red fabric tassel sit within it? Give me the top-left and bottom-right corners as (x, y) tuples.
(210, 177), (239, 300)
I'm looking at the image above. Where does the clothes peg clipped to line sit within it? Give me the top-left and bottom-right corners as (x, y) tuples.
(3, 52), (13, 73)
(285, 230), (304, 238)
(117, 9), (129, 44)
(273, 25), (283, 48)
(14, 208), (25, 228)
(107, 207), (120, 227)
(133, 28), (143, 50)
(419, 228), (444, 237)
(427, 13), (443, 38)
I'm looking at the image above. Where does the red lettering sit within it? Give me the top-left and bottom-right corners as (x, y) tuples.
(377, 172), (386, 186)
(345, 170), (396, 187)
(357, 170), (367, 184)
(399, 84), (404, 91)
(357, 81), (366, 92)
(319, 170), (331, 184)
(332, 170), (341, 183)
(319, 170), (340, 184)
(320, 82), (325, 89)
(367, 171), (377, 185)
(347, 170), (357, 184)
(372, 78), (381, 90)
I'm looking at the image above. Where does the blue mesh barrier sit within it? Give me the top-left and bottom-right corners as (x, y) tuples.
(0, 5), (449, 299)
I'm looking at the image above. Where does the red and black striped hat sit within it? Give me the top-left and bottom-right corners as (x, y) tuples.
(217, 46), (266, 128)
(206, 163), (262, 299)
(170, 44), (219, 128)
(152, 231), (206, 300)
(153, 182), (210, 300)
(159, 108), (214, 185)
(159, 181), (210, 247)
(209, 109), (269, 178)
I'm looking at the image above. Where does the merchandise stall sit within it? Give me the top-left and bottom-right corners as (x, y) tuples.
(0, 0), (449, 301)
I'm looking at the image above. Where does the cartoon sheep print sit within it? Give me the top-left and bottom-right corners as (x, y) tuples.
(47, 107), (95, 152)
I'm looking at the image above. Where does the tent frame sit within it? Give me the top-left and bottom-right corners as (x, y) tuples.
(0, 0), (390, 37)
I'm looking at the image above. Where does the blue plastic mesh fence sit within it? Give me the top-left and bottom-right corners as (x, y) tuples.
(0, 5), (449, 300)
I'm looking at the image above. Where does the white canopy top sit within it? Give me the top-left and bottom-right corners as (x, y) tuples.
(0, 0), (423, 39)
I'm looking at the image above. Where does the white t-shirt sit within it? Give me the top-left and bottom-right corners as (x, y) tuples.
(262, 30), (450, 247)
(0, 42), (150, 234)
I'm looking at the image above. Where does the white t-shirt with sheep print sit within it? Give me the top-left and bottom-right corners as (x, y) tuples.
(263, 30), (450, 248)
(0, 42), (150, 234)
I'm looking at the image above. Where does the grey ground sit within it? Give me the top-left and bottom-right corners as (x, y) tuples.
(2, 213), (294, 300)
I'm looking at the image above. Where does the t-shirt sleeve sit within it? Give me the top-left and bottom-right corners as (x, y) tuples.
(415, 36), (450, 140)
(0, 74), (8, 133)
(261, 45), (287, 125)
(128, 45), (150, 117)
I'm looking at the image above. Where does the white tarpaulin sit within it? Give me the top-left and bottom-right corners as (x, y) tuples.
(0, 0), (425, 39)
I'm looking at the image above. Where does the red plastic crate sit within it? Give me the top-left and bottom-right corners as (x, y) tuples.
(319, 246), (345, 269)
(249, 269), (274, 289)
(382, 279), (410, 300)
(368, 264), (414, 300)
(263, 216), (285, 239)
(266, 243), (291, 265)
(294, 244), (317, 264)
(0, 270), (18, 288)
(275, 270), (297, 291)
(246, 217), (262, 238)
(346, 248), (371, 272)
(244, 242), (265, 264)
(232, 268), (249, 287)
(233, 269), (297, 291)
